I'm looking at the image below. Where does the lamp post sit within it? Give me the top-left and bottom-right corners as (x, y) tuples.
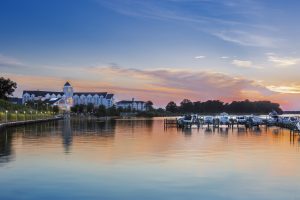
(24, 111), (26, 121)
(30, 111), (32, 120)
(36, 111), (38, 120)
(15, 110), (18, 121)
(46, 103), (49, 111)
(5, 110), (8, 123)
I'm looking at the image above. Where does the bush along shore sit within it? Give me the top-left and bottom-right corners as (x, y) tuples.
(0, 99), (59, 123)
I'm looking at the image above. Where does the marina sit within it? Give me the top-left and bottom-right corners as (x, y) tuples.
(164, 112), (300, 134)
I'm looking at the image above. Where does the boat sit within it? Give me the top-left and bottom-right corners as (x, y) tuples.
(246, 115), (263, 126)
(269, 110), (279, 119)
(203, 116), (214, 125)
(236, 116), (247, 125)
(218, 112), (230, 125)
(296, 121), (300, 131)
(177, 114), (199, 127)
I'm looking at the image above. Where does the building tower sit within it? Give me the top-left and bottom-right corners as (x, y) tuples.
(63, 81), (74, 110)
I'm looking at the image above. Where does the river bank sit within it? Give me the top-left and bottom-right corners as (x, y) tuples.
(0, 116), (63, 129)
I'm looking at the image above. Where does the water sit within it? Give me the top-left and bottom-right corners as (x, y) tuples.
(0, 117), (300, 200)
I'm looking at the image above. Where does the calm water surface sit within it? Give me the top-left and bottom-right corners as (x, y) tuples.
(0, 118), (300, 200)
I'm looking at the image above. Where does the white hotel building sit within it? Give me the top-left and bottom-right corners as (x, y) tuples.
(22, 82), (115, 110)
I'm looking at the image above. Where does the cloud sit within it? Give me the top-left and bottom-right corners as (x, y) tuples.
(0, 54), (25, 68)
(7, 65), (300, 109)
(194, 55), (205, 59)
(220, 56), (229, 59)
(231, 59), (263, 69)
(267, 54), (300, 67)
(98, 0), (279, 47)
(213, 30), (276, 47)
(232, 59), (253, 68)
(84, 66), (274, 103)
(266, 85), (300, 94)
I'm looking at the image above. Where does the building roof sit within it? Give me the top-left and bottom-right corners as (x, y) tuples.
(23, 90), (63, 96)
(117, 100), (145, 104)
(23, 90), (114, 98)
(73, 92), (107, 97)
(64, 81), (71, 86)
(106, 94), (114, 99)
(43, 98), (62, 105)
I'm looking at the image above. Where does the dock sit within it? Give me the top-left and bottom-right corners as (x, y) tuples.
(164, 116), (300, 133)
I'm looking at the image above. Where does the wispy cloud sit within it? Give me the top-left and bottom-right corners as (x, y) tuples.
(0, 54), (25, 68)
(98, 0), (278, 47)
(232, 59), (253, 68)
(267, 85), (300, 94)
(194, 55), (206, 59)
(231, 59), (263, 69)
(220, 56), (229, 59)
(267, 54), (300, 67)
(213, 30), (276, 47)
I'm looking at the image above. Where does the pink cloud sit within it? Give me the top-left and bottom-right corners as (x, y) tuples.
(3, 66), (300, 110)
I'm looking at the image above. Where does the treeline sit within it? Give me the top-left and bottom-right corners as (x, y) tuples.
(71, 101), (154, 117)
(71, 104), (120, 117)
(166, 99), (283, 114)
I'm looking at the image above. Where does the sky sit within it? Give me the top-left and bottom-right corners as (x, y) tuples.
(1, 0), (300, 110)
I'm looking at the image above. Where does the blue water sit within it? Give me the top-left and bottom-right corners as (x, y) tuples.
(0, 118), (300, 200)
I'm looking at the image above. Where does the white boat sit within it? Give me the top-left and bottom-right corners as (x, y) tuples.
(266, 117), (276, 125)
(177, 114), (199, 126)
(296, 121), (300, 131)
(203, 116), (214, 124)
(269, 110), (279, 119)
(236, 116), (247, 124)
(247, 115), (263, 126)
(218, 112), (230, 125)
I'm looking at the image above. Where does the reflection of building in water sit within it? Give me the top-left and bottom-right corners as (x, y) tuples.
(62, 119), (73, 153)
(71, 118), (116, 136)
(115, 119), (153, 134)
(0, 129), (14, 164)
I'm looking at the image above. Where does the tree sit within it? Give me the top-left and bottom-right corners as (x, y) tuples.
(52, 105), (59, 114)
(107, 105), (118, 116)
(145, 101), (154, 111)
(95, 105), (107, 117)
(78, 104), (85, 113)
(180, 99), (194, 113)
(166, 101), (178, 113)
(0, 77), (17, 100)
(87, 103), (94, 113)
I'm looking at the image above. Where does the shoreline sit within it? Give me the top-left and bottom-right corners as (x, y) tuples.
(0, 117), (63, 129)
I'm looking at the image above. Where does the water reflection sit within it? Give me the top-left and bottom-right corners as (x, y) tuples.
(62, 119), (72, 153)
(0, 118), (300, 199)
(0, 129), (14, 164)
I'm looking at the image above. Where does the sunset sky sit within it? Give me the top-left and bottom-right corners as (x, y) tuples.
(1, 0), (300, 110)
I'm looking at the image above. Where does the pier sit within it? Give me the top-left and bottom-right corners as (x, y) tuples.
(164, 116), (300, 133)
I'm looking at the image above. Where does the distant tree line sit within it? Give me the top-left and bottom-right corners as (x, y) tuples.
(70, 101), (154, 117)
(166, 99), (283, 114)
